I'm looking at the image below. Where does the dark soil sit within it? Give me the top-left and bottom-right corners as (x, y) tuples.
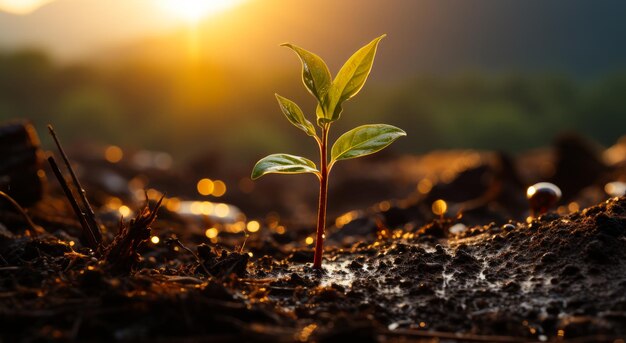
(2, 133), (626, 342)
(2, 199), (626, 342)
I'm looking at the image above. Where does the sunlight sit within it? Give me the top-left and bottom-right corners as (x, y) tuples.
(0, 0), (53, 14)
(157, 0), (244, 23)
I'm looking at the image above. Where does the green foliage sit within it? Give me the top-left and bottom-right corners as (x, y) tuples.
(275, 94), (316, 136)
(251, 153), (319, 180)
(252, 35), (405, 180)
(331, 124), (406, 163)
(318, 35), (386, 124)
(281, 44), (332, 108)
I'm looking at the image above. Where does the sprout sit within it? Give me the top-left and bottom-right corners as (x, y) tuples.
(251, 35), (406, 269)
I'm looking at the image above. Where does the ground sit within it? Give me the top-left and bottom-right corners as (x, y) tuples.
(1, 133), (626, 342)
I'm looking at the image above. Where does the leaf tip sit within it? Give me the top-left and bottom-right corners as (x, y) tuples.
(371, 34), (386, 46)
(250, 168), (262, 180)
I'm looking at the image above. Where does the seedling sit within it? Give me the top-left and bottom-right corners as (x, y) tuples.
(251, 35), (406, 269)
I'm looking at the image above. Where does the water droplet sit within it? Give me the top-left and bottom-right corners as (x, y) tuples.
(527, 182), (561, 217)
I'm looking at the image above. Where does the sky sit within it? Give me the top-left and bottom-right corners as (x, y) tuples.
(0, 0), (248, 59)
(0, 0), (625, 79)
(0, 0), (54, 14)
(0, 0), (240, 16)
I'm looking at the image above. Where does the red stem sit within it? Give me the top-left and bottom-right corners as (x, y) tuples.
(313, 125), (329, 269)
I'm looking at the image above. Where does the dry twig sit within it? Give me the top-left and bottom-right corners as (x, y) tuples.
(0, 190), (42, 235)
(47, 156), (98, 249)
(47, 124), (102, 244)
(104, 194), (165, 274)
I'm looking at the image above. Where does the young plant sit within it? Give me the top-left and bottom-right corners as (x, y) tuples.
(251, 35), (406, 269)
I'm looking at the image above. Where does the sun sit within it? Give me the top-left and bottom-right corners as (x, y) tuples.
(0, 0), (54, 15)
(157, 0), (243, 23)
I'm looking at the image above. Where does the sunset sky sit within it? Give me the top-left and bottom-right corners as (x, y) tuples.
(0, 0), (54, 14)
(1, 0), (626, 158)
(0, 0), (244, 16)
(0, 0), (624, 79)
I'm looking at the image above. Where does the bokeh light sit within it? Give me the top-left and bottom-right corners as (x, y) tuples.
(431, 199), (447, 217)
(205, 227), (218, 239)
(246, 220), (260, 233)
(197, 178), (214, 196)
(104, 145), (123, 163)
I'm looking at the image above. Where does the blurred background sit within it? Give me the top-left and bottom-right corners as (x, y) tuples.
(2, 0), (626, 226)
(2, 0), (626, 158)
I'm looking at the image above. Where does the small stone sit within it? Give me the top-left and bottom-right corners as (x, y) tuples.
(502, 223), (516, 232)
(527, 182), (562, 217)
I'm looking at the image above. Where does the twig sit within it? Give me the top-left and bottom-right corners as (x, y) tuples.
(0, 266), (19, 271)
(47, 156), (98, 249)
(104, 193), (165, 274)
(0, 190), (41, 235)
(239, 230), (250, 253)
(167, 237), (211, 276)
(236, 278), (276, 284)
(47, 125), (102, 244)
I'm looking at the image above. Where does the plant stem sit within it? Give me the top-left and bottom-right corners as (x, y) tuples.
(313, 125), (329, 269)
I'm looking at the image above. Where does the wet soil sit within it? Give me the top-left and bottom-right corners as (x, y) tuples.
(2, 195), (626, 342)
(2, 134), (626, 342)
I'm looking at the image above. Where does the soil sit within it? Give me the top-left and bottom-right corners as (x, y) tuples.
(1, 133), (626, 342)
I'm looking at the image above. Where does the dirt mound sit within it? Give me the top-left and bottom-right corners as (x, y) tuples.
(2, 198), (626, 341)
(255, 196), (626, 341)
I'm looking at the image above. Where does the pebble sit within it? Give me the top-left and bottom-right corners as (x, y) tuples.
(527, 182), (562, 217)
(502, 223), (516, 232)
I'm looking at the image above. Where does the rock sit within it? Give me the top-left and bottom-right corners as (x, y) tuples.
(550, 133), (608, 201)
(0, 120), (46, 206)
(288, 249), (314, 263)
(197, 244), (249, 277)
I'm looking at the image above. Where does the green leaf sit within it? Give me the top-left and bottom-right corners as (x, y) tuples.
(331, 124), (406, 163)
(321, 34), (386, 124)
(281, 43), (332, 106)
(275, 94), (316, 136)
(251, 154), (319, 180)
